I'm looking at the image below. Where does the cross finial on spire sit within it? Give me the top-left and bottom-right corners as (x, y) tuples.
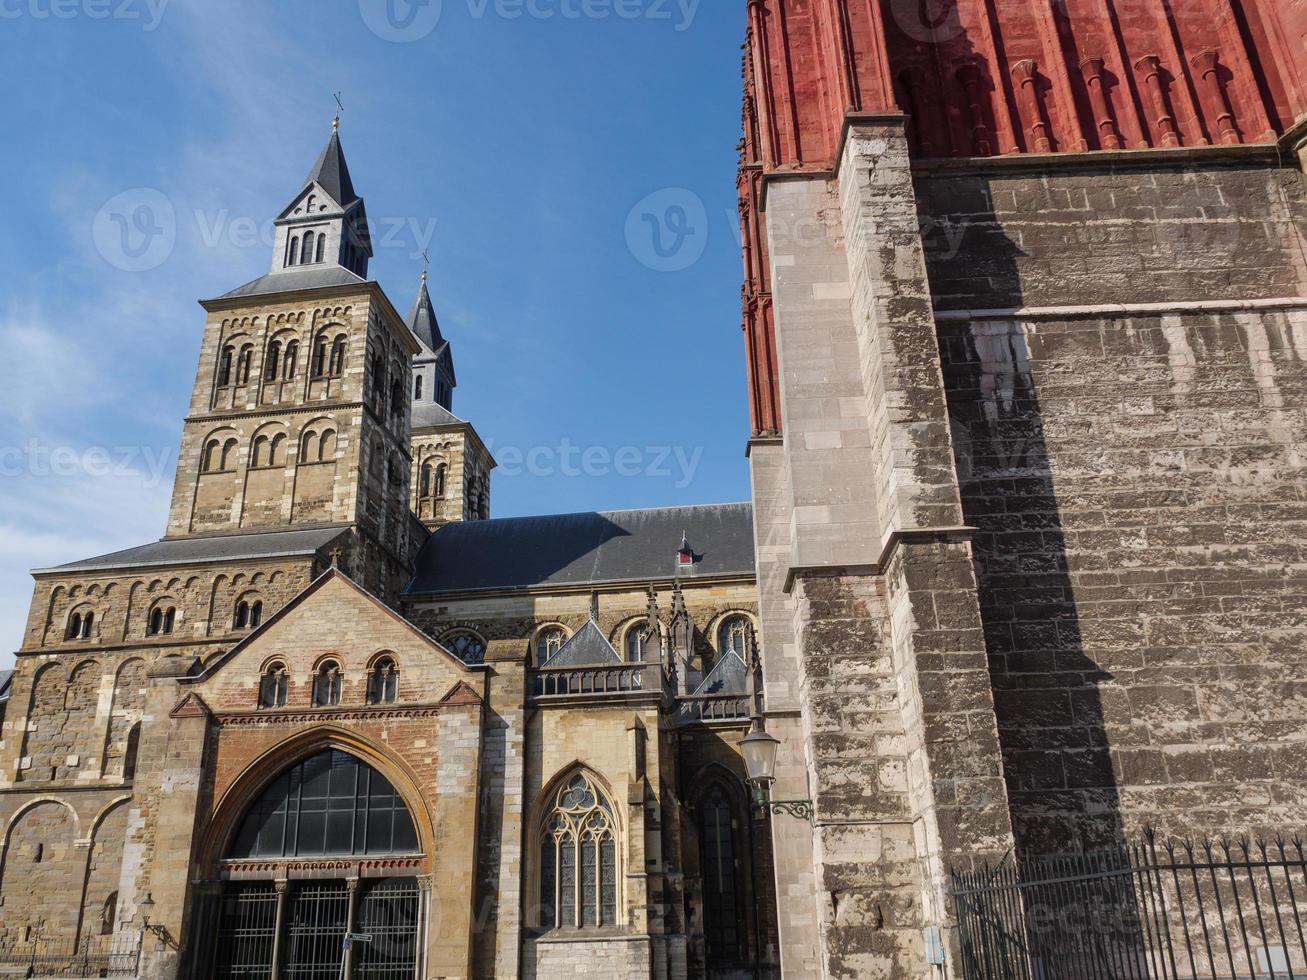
(421, 248), (430, 285)
(332, 92), (344, 132)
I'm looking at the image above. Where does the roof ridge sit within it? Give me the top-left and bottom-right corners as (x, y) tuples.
(431, 501), (753, 529)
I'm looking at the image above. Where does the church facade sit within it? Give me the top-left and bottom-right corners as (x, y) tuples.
(0, 129), (778, 979)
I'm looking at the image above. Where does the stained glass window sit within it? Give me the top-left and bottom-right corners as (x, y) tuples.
(700, 782), (744, 964)
(538, 772), (618, 930)
(536, 628), (567, 665)
(443, 631), (486, 665)
(228, 750), (418, 859)
(717, 616), (750, 657)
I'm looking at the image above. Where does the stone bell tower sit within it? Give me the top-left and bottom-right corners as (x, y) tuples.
(163, 121), (420, 596)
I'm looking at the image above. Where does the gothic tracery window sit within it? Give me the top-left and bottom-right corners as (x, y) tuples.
(625, 624), (647, 662)
(699, 780), (747, 965)
(536, 627), (567, 665)
(538, 772), (618, 930)
(717, 615), (750, 658)
(442, 630), (486, 665)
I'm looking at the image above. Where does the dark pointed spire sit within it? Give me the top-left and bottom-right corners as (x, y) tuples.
(406, 270), (446, 354)
(304, 130), (359, 208)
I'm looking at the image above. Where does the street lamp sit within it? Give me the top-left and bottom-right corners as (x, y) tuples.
(137, 893), (173, 947)
(741, 715), (813, 822)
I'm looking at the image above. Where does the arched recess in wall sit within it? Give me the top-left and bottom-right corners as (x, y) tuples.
(103, 659), (147, 780)
(0, 800), (81, 941)
(291, 416), (340, 523)
(197, 726), (435, 874)
(21, 661), (99, 783)
(81, 798), (131, 941)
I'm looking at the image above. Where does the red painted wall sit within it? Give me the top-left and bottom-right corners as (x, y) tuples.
(737, 0), (1307, 436)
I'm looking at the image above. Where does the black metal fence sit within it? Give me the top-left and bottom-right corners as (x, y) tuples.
(951, 832), (1307, 980)
(0, 934), (140, 978)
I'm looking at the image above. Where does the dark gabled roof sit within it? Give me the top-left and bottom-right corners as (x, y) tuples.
(542, 620), (621, 668)
(213, 266), (369, 301)
(35, 526), (350, 574)
(305, 131), (359, 208)
(406, 502), (755, 595)
(692, 650), (748, 696)
(407, 278), (445, 354)
(412, 401), (463, 429)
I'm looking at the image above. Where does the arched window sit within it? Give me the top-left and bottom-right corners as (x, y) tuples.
(283, 340), (299, 380)
(315, 233), (326, 264)
(259, 661), (289, 709)
(319, 430), (337, 461)
(367, 656), (399, 705)
(414, 375), (423, 400)
(263, 341), (281, 382)
(390, 378), (404, 417)
(122, 724), (141, 781)
(228, 750), (418, 858)
(268, 433), (287, 467)
(234, 599), (262, 631)
(312, 337), (328, 377)
(147, 605), (176, 636)
(301, 231), (315, 265)
(717, 616), (750, 658)
(251, 435), (270, 468)
(66, 611), (90, 640)
(625, 624), (647, 662)
(218, 345), (235, 387)
(202, 439), (222, 472)
(538, 772), (618, 930)
(442, 631), (486, 665)
(699, 781), (747, 965)
(536, 627), (567, 665)
(434, 462), (447, 498)
(328, 337), (347, 376)
(313, 660), (343, 707)
(237, 345), (254, 385)
(419, 463), (432, 498)
(288, 236), (300, 266)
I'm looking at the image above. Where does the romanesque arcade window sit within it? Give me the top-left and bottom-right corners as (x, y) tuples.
(442, 630), (486, 665)
(366, 656), (398, 705)
(538, 772), (619, 930)
(147, 604), (176, 636)
(228, 750), (418, 859)
(313, 660), (343, 706)
(234, 599), (263, 631)
(536, 627), (567, 665)
(65, 610), (94, 640)
(717, 615), (750, 657)
(259, 661), (289, 709)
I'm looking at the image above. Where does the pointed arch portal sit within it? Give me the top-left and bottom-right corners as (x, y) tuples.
(203, 749), (426, 980)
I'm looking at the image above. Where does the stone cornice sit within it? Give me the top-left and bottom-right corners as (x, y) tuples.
(782, 526), (977, 594)
(213, 700), (473, 726)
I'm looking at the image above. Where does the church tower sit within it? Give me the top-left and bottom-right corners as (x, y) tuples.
(163, 123), (420, 596)
(406, 272), (494, 529)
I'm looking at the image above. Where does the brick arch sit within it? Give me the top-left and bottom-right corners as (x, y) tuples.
(197, 726), (436, 875)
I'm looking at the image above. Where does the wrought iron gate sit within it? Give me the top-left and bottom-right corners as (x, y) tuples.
(283, 882), (349, 980)
(354, 878), (420, 980)
(951, 832), (1307, 980)
(213, 883), (278, 980)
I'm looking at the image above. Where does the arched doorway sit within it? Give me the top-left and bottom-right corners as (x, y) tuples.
(202, 749), (427, 980)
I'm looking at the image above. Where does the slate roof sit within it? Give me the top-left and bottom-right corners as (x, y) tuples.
(305, 131), (359, 207)
(413, 401), (463, 429)
(692, 650), (748, 696)
(0, 670), (12, 703)
(406, 502), (755, 595)
(36, 526), (350, 574)
(407, 279), (446, 355)
(214, 266), (369, 301)
(542, 620), (622, 667)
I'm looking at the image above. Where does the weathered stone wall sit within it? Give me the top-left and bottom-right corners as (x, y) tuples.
(522, 934), (651, 979)
(923, 155), (1307, 851)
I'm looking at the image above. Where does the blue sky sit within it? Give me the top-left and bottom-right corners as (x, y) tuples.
(0, 0), (750, 665)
